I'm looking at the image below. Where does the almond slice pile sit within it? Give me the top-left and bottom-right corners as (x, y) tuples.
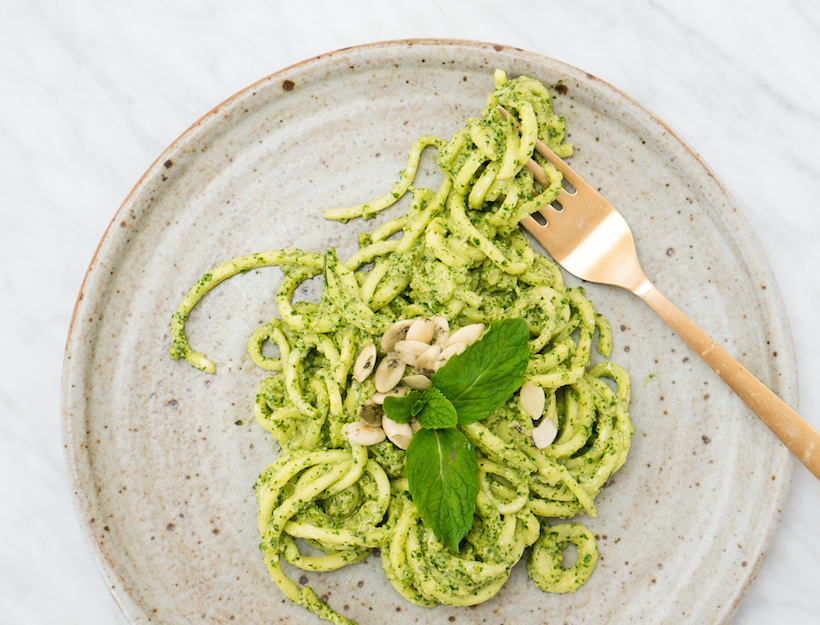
(344, 318), (484, 449)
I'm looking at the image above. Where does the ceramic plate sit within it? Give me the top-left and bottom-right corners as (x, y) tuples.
(62, 40), (796, 624)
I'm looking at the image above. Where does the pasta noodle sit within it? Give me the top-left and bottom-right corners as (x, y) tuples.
(169, 70), (633, 624)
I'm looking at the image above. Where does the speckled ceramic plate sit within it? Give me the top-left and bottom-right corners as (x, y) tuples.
(62, 40), (796, 624)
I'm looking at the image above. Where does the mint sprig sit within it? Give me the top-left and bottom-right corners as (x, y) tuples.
(403, 318), (530, 551)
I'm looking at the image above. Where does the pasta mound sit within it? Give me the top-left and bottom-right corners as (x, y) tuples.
(169, 70), (633, 625)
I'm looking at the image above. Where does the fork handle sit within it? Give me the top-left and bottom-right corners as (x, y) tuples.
(637, 282), (820, 480)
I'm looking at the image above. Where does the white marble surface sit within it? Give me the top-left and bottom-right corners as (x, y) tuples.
(2, 0), (819, 623)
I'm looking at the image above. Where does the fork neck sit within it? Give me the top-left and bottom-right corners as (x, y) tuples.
(614, 262), (652, 297)
(630, 276), (654, 297)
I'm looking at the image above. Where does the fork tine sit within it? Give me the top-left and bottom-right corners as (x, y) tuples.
(522, 149), (576, 211)
(523, 159), (574, 207)
(555, 188), (575, 206)
(498, 105), (589, 194)
(520, 213), (547, 234)
(530, 137), (587, 191)
(523, 159), (548, 186)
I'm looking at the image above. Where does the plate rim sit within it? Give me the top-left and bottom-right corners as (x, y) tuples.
(61, 37), (797, 624)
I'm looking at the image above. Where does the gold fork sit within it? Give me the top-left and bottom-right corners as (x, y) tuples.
(498, 106), (820, 480)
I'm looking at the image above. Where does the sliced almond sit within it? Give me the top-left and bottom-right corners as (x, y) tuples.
(371, 387), (408, 405)
(382, 415), (414, 450)
(532, 418), (557, 449)
(416, 344), (442, 375)
(436, 342), (467, 368)
(431, 316), (450, 346)
(374, 352), (406, 393)
(358, 401), (384, 427)
(406, 317), (436, 344)
(381, 319), (414, 353)
(352, 343), (377, 382)
(394, 340), (431, 367)
(519, 381), (546, 420)
(343, 422), (386, 446)
(402, 374), (433, 390)
(410, 418), (422, 434)
(445, 323), (484, 348)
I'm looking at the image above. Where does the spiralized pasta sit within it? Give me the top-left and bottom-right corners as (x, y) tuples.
(169, 70), (633, 625)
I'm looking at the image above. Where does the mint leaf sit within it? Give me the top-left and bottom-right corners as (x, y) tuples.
(432, 318), (530, 425)
(410, 393), (427, 417)
(383, 390), (425, 424)
(416, 388), (458, 429)
(406, 428), (478, 551)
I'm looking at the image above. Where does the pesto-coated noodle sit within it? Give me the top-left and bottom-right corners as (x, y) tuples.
(169, 70), (633, 625)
